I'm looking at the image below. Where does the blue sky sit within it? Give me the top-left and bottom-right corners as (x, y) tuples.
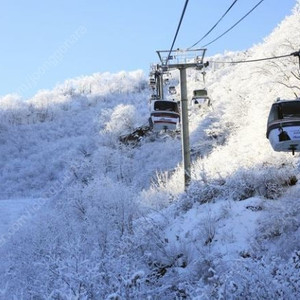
(0, 0), (297, 99)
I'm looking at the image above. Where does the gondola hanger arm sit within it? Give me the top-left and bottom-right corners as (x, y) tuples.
(291, 50), (300, 69)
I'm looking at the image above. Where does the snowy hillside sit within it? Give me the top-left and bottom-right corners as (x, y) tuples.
(0, 2), (300, 299)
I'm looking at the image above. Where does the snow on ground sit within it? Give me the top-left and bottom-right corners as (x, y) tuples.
(165, 196), (264, 258)
(0, 199), (32, 234)
(0, 198), (43, 248)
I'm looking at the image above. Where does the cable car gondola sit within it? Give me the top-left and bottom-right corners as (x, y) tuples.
(150, 94), (158, 101)
(191, 89), (211, 108)
(266, 99), (300, 155)
(169, 86), (177, 95)
(149, 99), (180, 131)
(149, 77), (156, 88)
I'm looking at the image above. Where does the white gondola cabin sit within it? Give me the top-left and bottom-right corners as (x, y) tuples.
(169, 86), (177, 95)
(149, 100), (180, 131)
(149, 77), (156, 88)
(191, 89), (211, 108)
(150, 94), (158, 101)
(266, 99), (300, 154)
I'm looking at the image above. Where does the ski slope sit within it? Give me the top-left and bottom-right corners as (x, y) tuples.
(0, 198), (43, 247)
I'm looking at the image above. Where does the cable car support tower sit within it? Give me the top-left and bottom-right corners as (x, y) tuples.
(156, 48), (208, 189)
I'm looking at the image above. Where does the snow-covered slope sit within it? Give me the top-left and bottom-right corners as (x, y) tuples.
(0, 2), (300, 299)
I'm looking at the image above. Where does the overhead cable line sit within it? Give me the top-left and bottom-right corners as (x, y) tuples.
(202, 0), (265, 48)
(165, 0), (190, 66)
(211, 50), (300, 64)
(188, 0), (238, 50)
